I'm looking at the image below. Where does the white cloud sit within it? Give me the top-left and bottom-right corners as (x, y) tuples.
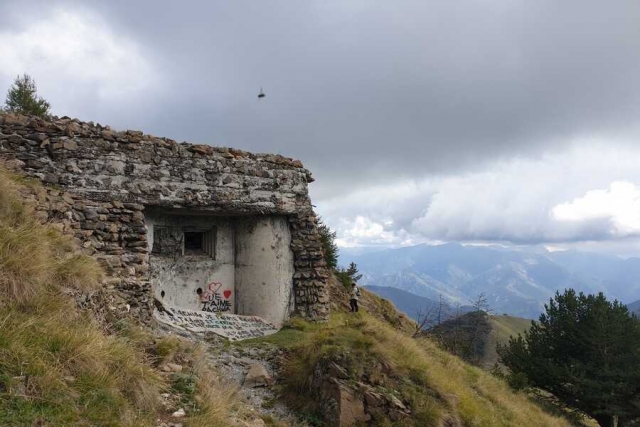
(334, 216), (430, 248)
(335, 216), (397, 247)
(552, 181), (640, 237)
(0, 7), (159, 117)
(318, 141), (640, 252)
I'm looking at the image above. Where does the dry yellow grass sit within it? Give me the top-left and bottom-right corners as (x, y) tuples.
(0, 169), (103, 303)
(0, 167), (238, 426)
(185, 345), (239, 427)
(274, 312), (572, 427)
(0, 167), (163, 425)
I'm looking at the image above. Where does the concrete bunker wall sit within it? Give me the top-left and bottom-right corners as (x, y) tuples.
(0, 113), (329, 323)
(146, 210), (294, 326)
(235, 217), (294, 326)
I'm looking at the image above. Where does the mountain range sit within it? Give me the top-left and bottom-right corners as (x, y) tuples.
(346, 243), (640, 319)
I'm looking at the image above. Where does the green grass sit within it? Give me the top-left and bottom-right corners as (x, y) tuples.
(0, 293), (163, 426)
(237, 317), (325, 349)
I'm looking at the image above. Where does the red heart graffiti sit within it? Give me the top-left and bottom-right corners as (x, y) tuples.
(223, 290), (232, 299)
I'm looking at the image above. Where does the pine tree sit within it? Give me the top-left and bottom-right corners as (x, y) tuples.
(317, 217), (338, 270)
(498, 289), (640, 427)
(345, 262), (362, 282)
(4, 74), (51, 117)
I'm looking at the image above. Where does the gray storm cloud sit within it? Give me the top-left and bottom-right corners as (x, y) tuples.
(2, 0), (640, 252)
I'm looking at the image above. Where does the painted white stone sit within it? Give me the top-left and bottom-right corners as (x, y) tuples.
(153, 305), (279, 341)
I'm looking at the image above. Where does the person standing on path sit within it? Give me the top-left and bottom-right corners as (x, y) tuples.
(350, 282), (361, 312)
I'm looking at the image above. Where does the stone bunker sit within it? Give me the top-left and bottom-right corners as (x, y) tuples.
(0, 113), (329, 330)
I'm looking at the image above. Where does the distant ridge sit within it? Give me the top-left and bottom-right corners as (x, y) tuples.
(350, 243), (640, 318)
(628, 299), (640, 316)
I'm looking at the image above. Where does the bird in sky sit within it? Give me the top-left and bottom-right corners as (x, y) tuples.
(258, 87), (265, 99)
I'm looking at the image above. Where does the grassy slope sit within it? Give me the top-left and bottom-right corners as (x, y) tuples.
(0, 168), (237, 426)
(484, 315), (533, 367)
(244, 280), (571, 427)
(490, 315), (532, 343)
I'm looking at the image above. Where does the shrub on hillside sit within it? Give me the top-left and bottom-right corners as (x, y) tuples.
(427, 310), (492, 365)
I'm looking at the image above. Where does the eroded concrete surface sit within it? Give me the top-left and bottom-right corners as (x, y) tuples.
(235, 216), (294, 326)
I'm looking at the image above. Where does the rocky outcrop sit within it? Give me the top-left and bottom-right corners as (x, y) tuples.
(311, 359), (412, 426)
(0, 113), (329, 321)
(319, 379), (370, 426)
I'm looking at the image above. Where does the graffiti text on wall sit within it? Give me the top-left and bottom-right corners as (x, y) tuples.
(153, 305), (279, 341)
(200, 281), (232, 313)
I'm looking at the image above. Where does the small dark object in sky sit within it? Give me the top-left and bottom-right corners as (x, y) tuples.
(258, 87), (265, 99)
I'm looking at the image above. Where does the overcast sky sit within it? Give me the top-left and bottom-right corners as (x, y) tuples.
(2, 0), (640, 256)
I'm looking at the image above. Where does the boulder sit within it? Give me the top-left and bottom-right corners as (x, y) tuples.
(363, 390), (385, 408)
(390, 395), (407, 410)
(328, 361), (349, 379)
(243, 363), (272, 387)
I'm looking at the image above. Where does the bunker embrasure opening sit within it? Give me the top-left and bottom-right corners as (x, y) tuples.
(146, 208), (294, 326)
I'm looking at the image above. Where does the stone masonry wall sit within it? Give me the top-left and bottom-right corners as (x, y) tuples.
(0, 113), (329, 321)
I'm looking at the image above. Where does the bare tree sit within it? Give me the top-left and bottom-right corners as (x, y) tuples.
(468, 293), (493, 363)
(450, 302), (462, 350)
(473, 293), (492, 314)
(412, 305), (437, 338)
(436, 293), (449, 325)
